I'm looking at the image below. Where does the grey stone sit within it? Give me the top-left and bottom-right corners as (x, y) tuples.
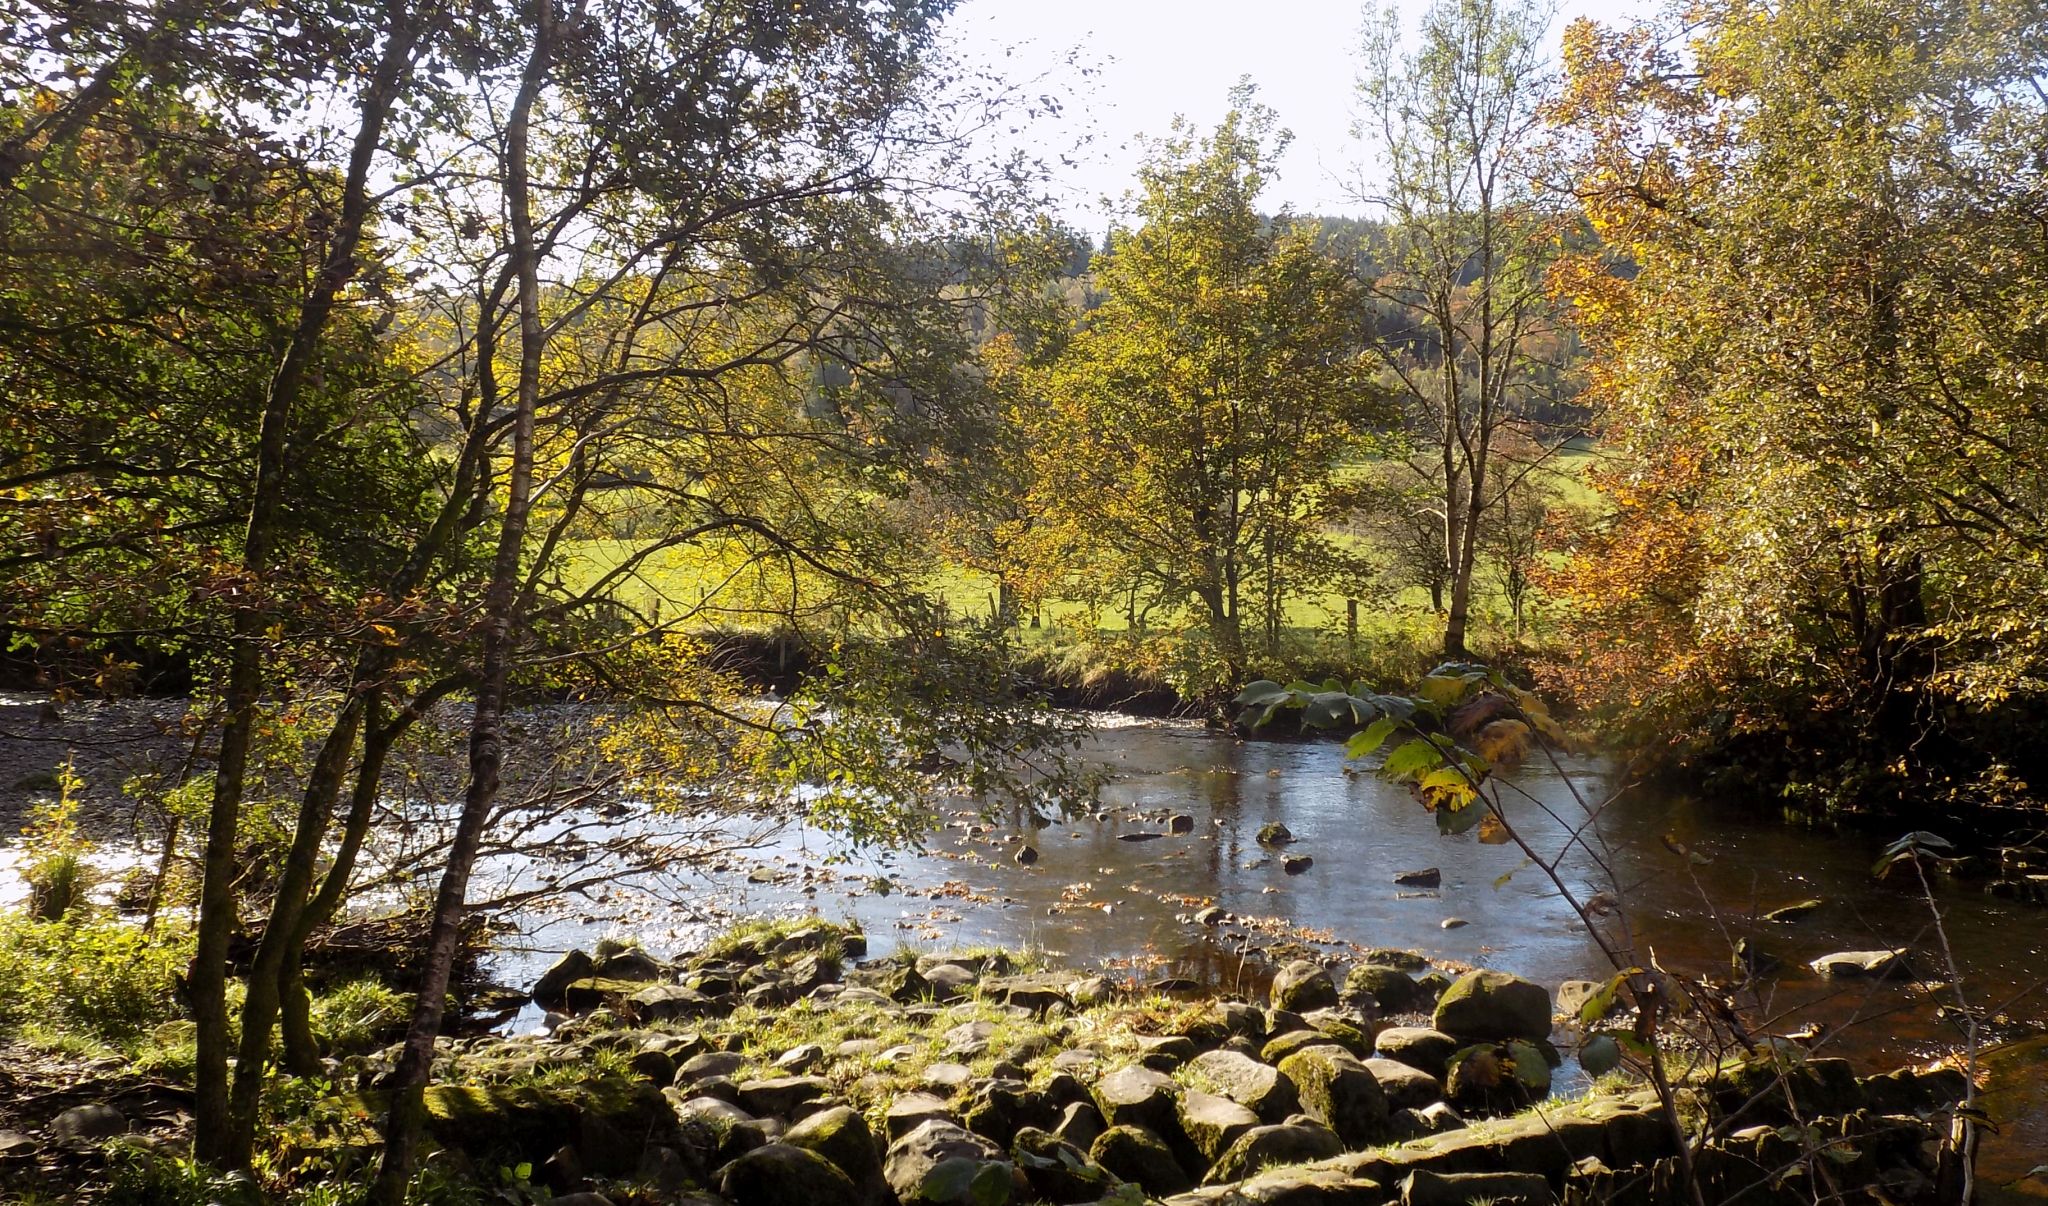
(1432, 971), (1553, 1042)
(884, 1092), (957, 1139)
(719, 1143), (863, 1206)
(1362, 1058), (1444, 1111)
(1346, 965), (1426, 1014)
(1271, 961), (1339, 1013)
(1203, 1121), (1345, 1184)
(785, 1105), (888, 1206)
(1277, 1046), (1389, 1147)
(1091, 1125), (1192, 1196)
(50, 1104), (126, 1148)
(1186, 1049), (1301, 1123)
(1177, 1088), (1260, 1162)
(883, 1120), (1009, 1205)
(1375, 1028), (1459, 1080)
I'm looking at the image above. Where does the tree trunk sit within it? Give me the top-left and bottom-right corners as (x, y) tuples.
(190, 15), (420, 1162)
(372, 5), (553, 1193)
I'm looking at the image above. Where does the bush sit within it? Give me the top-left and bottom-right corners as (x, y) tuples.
(309, 978), (412, 1056)
(0, 912), (190, 1043)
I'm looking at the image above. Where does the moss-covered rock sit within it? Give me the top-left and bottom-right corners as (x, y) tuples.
(1431, 972), (1551, 1043)
(1203, 1120), (1345, 1185)
(720, 1142), (864, 1206)
(785, 1105), (887, 1206)
(1185, 1049), (1301, 1123)
(1278, 1046), (1390, 1147)
(1271, 960), (1339, 1013)
(1091, 1124), (1192, 1196)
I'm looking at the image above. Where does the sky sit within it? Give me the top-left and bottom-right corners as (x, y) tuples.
(942, 0), (1655, 228)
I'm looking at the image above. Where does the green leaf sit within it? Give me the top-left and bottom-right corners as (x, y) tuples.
(1437, 802), (1485, 835)
(1302, 691), (1355, 729)
(1232, 680), (1290, 708)
(1381, 736), (1448, 779)
(1493, 856), (1532, 889)
(1418, 674), (1476, 707)
(1580, 970), (1642, 1025)
(1346, 714), (1400, 759)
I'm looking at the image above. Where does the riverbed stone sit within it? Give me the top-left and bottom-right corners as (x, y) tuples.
(677, 1049), (746, 1084)
(1185, 1049), (1301, 1123)
(1138, 1034), (1199, 1070)
(883, 1120), (1008, 1204)
(1304, 1008), (1379, 1056)
(736, 1075), (829, 1118)
(49, 1104), (126, 1149)
(1177, 1088), (1260, 1162)
(591, 946), (664, 982)
(785, 1105), (887, 1206)
(719, 1143), (862, 1206)
(924, 962), (977, 999)
(1374, 1028), (1459, 1080)
(1553, 980), (1601, 1022)
(532, 950), (597, 1004)
(1264, 1028), (1344, 1065)
(922, 1062), (975, 1095)
(1432, 972), (1552, 1042)
(1278, 1046), (1390, 1147)
(1202, 1120), (1345, 1184)
(1053, 1100), (1106, 1150)
(884, 1092), (956, 1139)
(1346, 965), (1427, 1014)
(1258, 823), (1295, 846)
(628, 984), (715, 1024)
(1091, 1125), (1192, 1196)
(1401, 1168), (1551, 1206)
(1271, 961), (1339, 1013)
(1013, 1127), (1117, 1204)
(1362, 1058), (1444, 1111)
(963, 1078), (1057, 1146)
(1093, 1064), (1183, 1136)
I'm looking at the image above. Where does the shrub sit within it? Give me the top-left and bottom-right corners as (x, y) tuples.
(0, 912), (190, 1042)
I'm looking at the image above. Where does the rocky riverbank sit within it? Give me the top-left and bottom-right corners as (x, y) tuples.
(80, 917), (1952, 1206)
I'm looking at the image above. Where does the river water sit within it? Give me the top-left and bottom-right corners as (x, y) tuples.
(484, 717), (2048, 1197)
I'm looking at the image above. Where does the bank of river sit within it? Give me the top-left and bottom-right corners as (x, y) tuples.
(481, 717), (2048, 1198)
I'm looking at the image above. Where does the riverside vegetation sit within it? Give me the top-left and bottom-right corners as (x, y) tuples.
(0, 916), (1976, 1206)
(4, 0), (2047, 1200)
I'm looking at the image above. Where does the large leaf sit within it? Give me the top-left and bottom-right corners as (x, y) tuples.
(1381, 736), (1451, 779)
(1345, 714), (1401, 759)
(1233, 680), (1291, 709)
(1418, 673), (1481, 707)
(1303, 690), (1360, 729)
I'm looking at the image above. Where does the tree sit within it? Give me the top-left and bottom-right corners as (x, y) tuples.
(1023, 90), (1385, 691)
(1353, 0), (1575, 658)
(1547, 0), (2048, 810)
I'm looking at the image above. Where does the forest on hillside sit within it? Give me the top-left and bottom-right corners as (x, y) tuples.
(2, 0), (2047, 1201)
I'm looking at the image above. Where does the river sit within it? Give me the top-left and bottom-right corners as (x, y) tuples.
(483, 716), (2048, 1198)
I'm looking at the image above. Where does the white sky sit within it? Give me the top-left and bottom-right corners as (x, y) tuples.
(944, 0), (1657, 228)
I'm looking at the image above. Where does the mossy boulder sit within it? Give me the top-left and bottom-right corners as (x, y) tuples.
(1177, 1088), (1260, 1162)
(1277, 1046), (1390, 1147)
(1203, 1120), (1345, 1184)
(1185, 1049), (1301, 1123)
(785, 1105), (887, 1206)
(883, 1119), (1010, 1206)
(1091, 1125), (1192, 1196)
(1346, 964), (1427, 1014)
(1431, 971), (1552, 1043)
(422, 1083), (577, 1159)
(719, 1142), (864, 1206)
(1373, 1027), (1459, 1080)
(1013, 1126), (1119, 1204)
(1270, 960), (1339, 1013)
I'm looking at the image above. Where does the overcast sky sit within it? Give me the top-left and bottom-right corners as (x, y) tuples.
(943, 0), (1657, 228)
